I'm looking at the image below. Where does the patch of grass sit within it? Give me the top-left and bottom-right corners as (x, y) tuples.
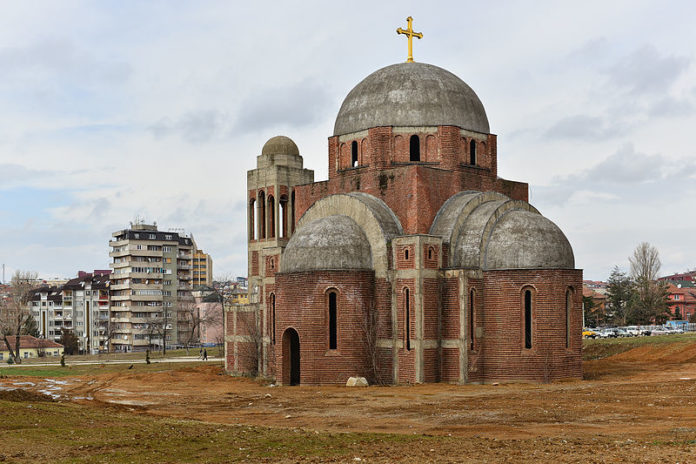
(583, 333), (696, 360)
(0, 361), (220, 378)
(0, 399), (428, 463)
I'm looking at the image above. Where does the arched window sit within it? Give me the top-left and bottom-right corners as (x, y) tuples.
(469, 289), (475, 351)
(566, 288), (572, 349)
(351, 141), (358, 167)
(469, 140), (477, 165)
(428, 247), (433, 260)
(409, 135), (420, 162)
(271, 293), (276, 345)
(404, 249), (409, 260)
(267, 195), (275, 238)
(524, 289), (532, 349)
(290, 190), (295, 234)
(258, 191), (266, 239)
(249, 198), (256, 240)
(328, 291), (337, 350)
(279, 195), (288, 238)
(405, 288), (411, 351)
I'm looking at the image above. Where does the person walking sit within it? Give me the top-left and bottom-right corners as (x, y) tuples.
(203, 348), (208, 361)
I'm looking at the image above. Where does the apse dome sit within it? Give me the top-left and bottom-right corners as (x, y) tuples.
(483, 210), (575, 270)
(280, 215), (372, 273)
(334, 62), (489, 136)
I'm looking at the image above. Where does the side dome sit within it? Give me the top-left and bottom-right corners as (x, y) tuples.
(334, 62), (489, 136)
(262, 135), (299, 157)
(484, 210), (574, 270)
(280, 215), (372, 273)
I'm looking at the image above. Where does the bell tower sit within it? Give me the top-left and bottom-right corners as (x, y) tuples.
(243, 135), (314, 375)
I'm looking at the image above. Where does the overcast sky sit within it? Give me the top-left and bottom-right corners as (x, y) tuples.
(1, 0), (695, 282)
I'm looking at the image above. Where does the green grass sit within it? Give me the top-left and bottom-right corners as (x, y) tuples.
(12, 346), (224, 366)
(0, 398), (428, 463)
(582, 332), (696, 360)
(0, 360), (221, 378)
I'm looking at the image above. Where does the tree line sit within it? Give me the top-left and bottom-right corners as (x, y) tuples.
(584, 242), (674, 327)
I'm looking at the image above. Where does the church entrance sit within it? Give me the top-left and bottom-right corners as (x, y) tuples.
(282, 328), (300, 385)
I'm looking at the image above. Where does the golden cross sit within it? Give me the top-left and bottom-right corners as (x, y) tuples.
(396, 16), (423, 63)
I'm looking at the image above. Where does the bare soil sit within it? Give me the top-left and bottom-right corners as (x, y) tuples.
(2, 340), (696, 462)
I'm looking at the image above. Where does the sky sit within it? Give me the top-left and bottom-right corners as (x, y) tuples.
(1, 0), (695, 282)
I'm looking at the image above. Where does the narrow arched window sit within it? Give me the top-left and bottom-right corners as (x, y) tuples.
(328, 291), (337, 350)
(410, 135), (420, 162)
(404, 249), (409, 260)
(351, 141), (358, 167)
(290, 190), (295, 234)
(524, 289), (532, 349)
(428, 247), (433, 260)
(566, 289), (572, 349)
(469, 289), (475, 351)
(258, 191), (266, 239)
(405, 288), (411, 351)
(469, 140), (477, 165)
(279, 195), (288, 238)
(249, 198), (256, 240)
(271, 293), (276, 345)
(268, 195), (275, 238)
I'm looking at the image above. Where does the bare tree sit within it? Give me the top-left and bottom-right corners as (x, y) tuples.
(0, 271), (39, 364)
(628, 242), (670, 324)
(360, 304), (384, 385)
(629, 242), (661, 282)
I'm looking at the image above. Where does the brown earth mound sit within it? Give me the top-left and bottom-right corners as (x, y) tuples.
(0, 389), (55, 402)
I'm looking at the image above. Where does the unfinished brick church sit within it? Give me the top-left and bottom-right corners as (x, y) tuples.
(225, 40), (583, 385)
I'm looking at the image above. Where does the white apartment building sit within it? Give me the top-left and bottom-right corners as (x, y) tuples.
(109, 222), (195, 352)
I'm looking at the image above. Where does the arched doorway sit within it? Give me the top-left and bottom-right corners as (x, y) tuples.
(282, 328), (300, 385)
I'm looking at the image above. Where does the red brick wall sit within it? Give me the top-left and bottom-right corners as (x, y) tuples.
(480, 269), (583, 382)
(295, 164), (527, 235)
(395, 245), (415, 269)
(275, 270), (377, 385)
(423, 244), (439, 269)
(251, 251), (259, 276)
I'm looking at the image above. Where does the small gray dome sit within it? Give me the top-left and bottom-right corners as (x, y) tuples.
(484, 210), (574, 270)
(262, 136), (299, 157)
(334, 62), (489, 136)
(280, 215), (372, 273)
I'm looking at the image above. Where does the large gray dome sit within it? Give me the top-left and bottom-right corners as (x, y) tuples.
(334, 62), (489, 136)
(280, 215), (372, 273)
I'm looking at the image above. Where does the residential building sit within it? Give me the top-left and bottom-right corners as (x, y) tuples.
(665, 283), (696, 321)
(30, 286), (64, 343)
(30, 271), (112, 354)
(109, 221), (196, 352)
(62, 271), (111, 354)
(0, 335), (63, 361)
(192, 249), (213, 287)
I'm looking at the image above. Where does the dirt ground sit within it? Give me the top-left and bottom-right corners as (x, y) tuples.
(2, 341), (696, 462)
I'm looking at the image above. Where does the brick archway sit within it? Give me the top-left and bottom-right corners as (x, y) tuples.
(282, 328), (300, 385)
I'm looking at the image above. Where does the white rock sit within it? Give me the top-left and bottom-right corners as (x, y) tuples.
(346, 377), (368, 387)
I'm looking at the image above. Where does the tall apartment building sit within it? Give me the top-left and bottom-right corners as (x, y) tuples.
(109, 222), (195, 352)
(192, 249), (213, 287)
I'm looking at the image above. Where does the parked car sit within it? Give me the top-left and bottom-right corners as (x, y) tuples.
(582, 329), (598, 339)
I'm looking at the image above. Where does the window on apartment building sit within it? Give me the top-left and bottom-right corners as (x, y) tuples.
(149, 234), (156, 239)
(163, 246), (172, 252)
(165, 235), (172, 240)
(134, 233), (139, 238)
